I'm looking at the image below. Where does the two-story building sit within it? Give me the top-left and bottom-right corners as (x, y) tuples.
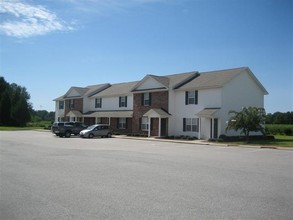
(54, 67), (268, 139)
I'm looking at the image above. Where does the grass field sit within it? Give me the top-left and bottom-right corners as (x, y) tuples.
(0, 126), (49, 131)
(221, 135), (293, 148)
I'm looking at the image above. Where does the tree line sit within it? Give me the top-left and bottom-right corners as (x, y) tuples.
(0, 77), (54, 126)
(266, 111), (293, 124)
(0, 77), (32, 126)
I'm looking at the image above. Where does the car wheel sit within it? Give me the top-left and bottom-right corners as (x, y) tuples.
(88, 133), (94, 138)
(65, 131), (71, 138)
(106, 133), (112, 138)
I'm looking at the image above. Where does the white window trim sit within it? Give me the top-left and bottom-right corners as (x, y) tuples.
(144, 93), (150, 106)
(119, 118), (126, 129)
(95, 98), (102, 108)
(120, 96), (126, 107)
(188, 91), (195, 105)
(141, 116), (149, 131)
(185, 118), (199, 132)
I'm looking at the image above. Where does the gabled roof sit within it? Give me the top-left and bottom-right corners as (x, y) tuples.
(174, 67), (268, 94)
(131, 71), (198, 92)
(92, 81), (139, 97)
(86, 83), (111, 97)
(131, 75), (169, 92)
(175, 67), (245, 91)
(63, 86), (89, 98)
(53, 83), (111, 101)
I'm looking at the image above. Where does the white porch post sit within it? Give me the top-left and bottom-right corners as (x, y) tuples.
(158, 117), (161, 137)
(108, 117), (111, 126)
(148, 117), (151, 137)
(211, 117), (214, 139)
(198, 117), (201, 139)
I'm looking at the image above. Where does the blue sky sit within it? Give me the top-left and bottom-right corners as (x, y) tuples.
(0, 0), (292, 113)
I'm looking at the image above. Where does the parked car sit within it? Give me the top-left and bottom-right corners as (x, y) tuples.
(80, 124), (112, 138)
(51, 122), (87, 138)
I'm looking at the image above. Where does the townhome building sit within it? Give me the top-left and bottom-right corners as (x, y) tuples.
(54, 67), (268, 139)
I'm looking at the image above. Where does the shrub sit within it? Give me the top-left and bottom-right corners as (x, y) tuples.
(266, 124), (293, 136)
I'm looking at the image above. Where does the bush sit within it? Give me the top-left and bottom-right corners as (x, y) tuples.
(266, 124), (293, 136)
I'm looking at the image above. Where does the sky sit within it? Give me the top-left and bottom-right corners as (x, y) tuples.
(0, 0), (292, 113)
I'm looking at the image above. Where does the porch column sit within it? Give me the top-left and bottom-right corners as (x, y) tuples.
(108, 117), (111, 126)
(198, 117), (201, 139)
(148, 117), (151, 137)
(211, 117), (214, 139)
(158, 117), (161, 137)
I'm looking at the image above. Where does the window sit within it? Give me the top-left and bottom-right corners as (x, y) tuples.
(118, 118), (126, 129)
(59, 101), (64, 110)
(142, 93), (151, 106)
(183, 118), (199, 132)
(96, 117), (101, 124)
(141, 117), (149, 131)
(119, 96), (127, 107)
(185, 91), (198, 105)
(69, 99), (75, 109)
(95, 98), (102, 108)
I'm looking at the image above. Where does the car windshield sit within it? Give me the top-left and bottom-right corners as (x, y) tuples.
(87, 125), (96, 130)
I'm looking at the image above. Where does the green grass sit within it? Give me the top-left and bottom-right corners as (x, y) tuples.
(222, 135), (293, 148)
(0, 121), (52, 131)
(0, 126), (48, 131)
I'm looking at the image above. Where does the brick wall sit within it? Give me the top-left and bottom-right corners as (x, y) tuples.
(132, 91), (169, 134)
(110, 118), (133, 134)
(64, 98), (83, 116)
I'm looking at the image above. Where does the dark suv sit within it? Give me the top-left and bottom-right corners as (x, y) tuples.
(51, 122), (87, 138)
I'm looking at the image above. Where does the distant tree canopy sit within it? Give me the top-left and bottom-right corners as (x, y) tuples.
(0, 77), (32, 126)
(31, 110), (55, 122)
(266, 111), (293, 124)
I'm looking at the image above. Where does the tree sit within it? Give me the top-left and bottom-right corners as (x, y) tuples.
(0, 77), (32, 126)
(11, 96), (31, 126)
(0, 90), (12, 125)
(226, 107), (266, 141)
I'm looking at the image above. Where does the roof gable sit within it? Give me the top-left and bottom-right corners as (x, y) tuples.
(175, 67), (246, 91)
(64, 87), (88, 98)
(131, 75), (169, 92)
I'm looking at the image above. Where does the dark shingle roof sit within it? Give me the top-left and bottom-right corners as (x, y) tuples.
(93, 81), (139, 97)
(175, 67), (246, 90)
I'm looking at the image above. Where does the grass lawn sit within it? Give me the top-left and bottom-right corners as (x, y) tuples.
(0, 126), (49, 131)
(222, 135), (293, 148)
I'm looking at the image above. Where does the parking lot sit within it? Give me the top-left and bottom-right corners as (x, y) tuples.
(1, 131), (292, 219)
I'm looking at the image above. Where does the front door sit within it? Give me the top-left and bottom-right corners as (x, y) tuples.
(210, 118), (218, 139)
(160, 118), (167, 137)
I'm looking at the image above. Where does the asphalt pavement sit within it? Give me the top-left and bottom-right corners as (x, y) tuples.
(1, 131), (292, 220)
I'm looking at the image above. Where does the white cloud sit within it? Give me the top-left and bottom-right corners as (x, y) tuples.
(0, 0), (74, 38)
(62, 0), (169, 13)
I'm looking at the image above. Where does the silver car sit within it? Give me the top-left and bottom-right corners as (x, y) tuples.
(80, 124), (112, 138)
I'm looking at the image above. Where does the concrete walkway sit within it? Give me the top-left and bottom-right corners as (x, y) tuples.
(113, 135), (293, 150)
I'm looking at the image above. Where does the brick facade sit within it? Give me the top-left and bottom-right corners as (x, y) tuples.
(64, 98), (83, 117)
(132, 91), (169, 134)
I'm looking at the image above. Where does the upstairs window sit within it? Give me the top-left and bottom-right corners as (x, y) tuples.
(59, 101), (64, 110)
(95, 98), (102, 108)
(69, 99), (75, 109)
(119, 96), (127, 107)
(185, 91), (198, 105)
(142, 92), (152, 106)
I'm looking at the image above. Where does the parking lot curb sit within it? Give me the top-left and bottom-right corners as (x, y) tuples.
(112, 135), (293, 151)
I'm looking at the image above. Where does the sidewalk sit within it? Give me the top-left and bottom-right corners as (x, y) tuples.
(113, 135), (292, 151)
